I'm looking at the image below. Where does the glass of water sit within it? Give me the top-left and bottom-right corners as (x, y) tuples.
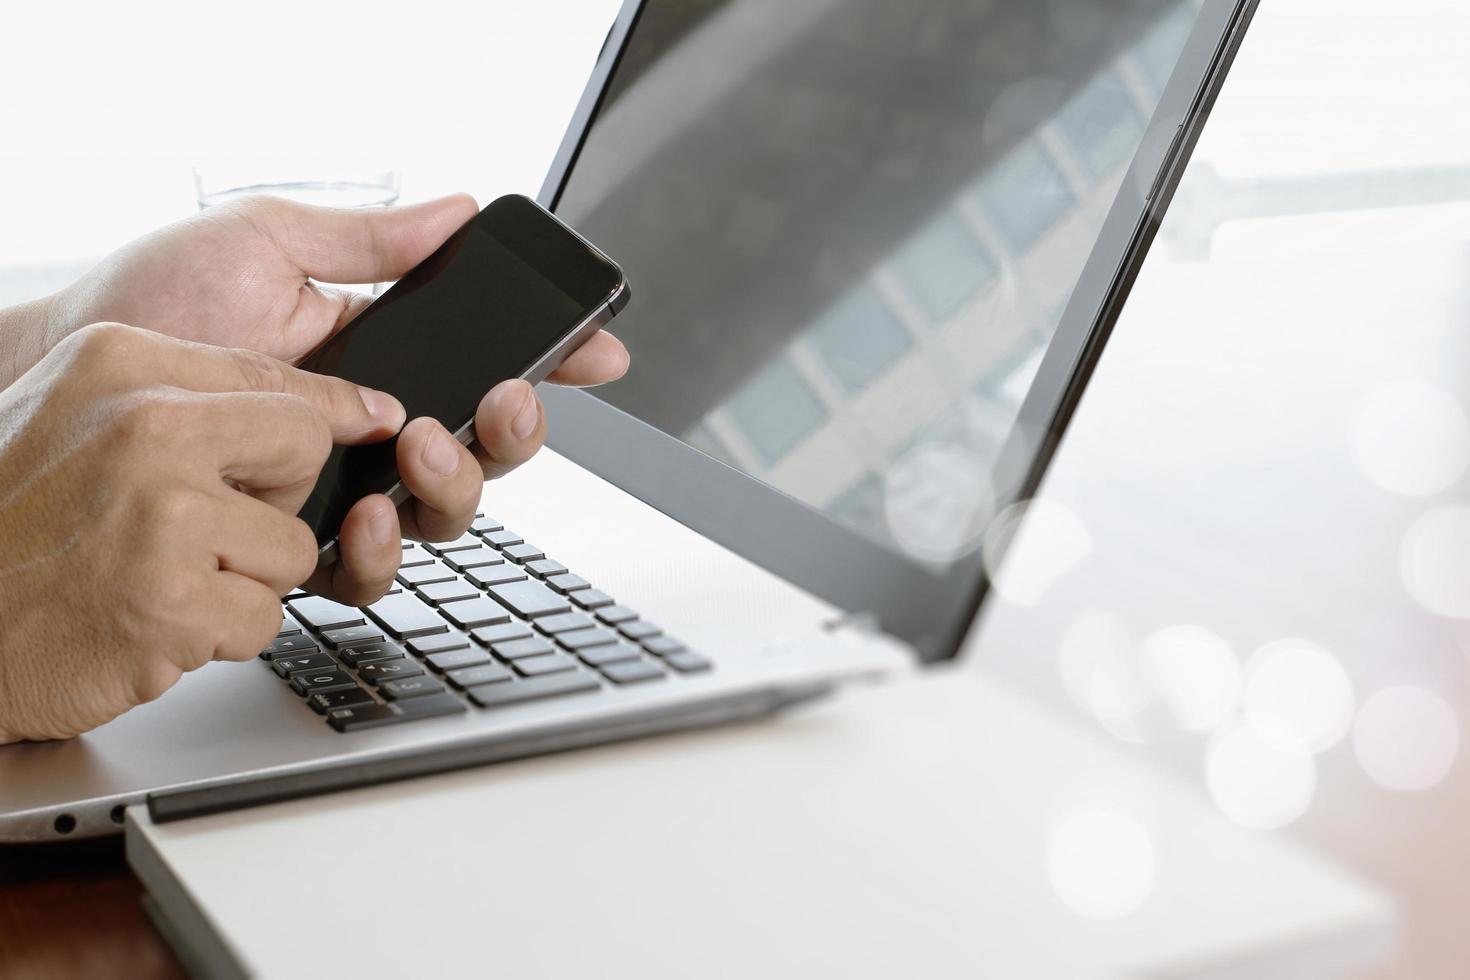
(193, 162), (403, 294)
(192, 163), (402, 211)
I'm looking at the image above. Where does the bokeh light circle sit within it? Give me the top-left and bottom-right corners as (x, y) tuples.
(1142, 624), (1240, 733)
(1401, 506), (1470, 619)
(1046, 810), (1157, 920)
(1353, 685), (1460, 792)
(1243, 639), (1355, 754)
(1352, 381), (1470, 497)
(1058, 610), (1150, 743)
(982, 498), (1092, 605)
(1205, 723), (1317, 829)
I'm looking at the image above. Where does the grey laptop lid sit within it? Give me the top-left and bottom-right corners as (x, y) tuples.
(539, 0), (1258, 661)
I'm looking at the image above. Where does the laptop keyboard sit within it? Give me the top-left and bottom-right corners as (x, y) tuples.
(259, 515), (712, 732)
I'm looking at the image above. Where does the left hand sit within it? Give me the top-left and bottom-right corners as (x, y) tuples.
(39, 194), (629, 604)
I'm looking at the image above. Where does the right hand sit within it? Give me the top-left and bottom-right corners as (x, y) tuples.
(0, 322), (405, 743)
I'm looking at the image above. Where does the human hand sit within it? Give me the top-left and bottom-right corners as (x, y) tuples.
(0, 323), (406, 742)
(36, 194), (629, 604)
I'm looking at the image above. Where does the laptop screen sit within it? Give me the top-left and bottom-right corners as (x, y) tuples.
(555, 0), (1205, 571)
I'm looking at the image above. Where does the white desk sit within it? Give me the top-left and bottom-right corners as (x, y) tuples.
(128, 671), (1392, 979)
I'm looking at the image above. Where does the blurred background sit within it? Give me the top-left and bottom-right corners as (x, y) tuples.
(5, 0), (1470, 975)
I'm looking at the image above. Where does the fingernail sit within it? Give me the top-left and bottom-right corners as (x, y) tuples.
(368, 503), (396, 546)
(423, 425), (461, 476)
(510, 383), (538, 441)
(358, 387), (406, 431)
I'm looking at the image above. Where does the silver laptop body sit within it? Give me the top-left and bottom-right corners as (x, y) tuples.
(0, 0), (1257, 842)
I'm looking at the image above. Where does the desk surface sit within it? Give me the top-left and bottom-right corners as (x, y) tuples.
(0, 840), (181, 979)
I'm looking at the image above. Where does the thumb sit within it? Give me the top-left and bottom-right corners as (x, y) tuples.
(234, 192), (479, 285)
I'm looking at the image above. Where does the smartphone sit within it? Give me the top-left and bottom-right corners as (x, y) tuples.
(297, 194), (629, 563)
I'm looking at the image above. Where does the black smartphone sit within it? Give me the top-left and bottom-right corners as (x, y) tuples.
(297, 194), (629, 562)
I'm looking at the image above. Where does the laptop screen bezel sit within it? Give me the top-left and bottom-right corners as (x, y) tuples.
(536, 0), (1260, 663)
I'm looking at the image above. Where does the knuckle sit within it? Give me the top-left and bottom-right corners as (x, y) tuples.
(111, 389), (185, 448)
(225, 594), (282, 662)
(228, 348), (288, 395)
(286, 519), (320, 584)
(58, 321), (146, 374)
(132, 661), (182, 706)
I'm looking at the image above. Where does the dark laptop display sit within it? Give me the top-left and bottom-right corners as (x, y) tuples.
(545, 0), (1252, 656)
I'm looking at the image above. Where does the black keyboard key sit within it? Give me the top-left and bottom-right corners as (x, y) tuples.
(447, 662), (514, 689)
(557, 628), (619, 651)
(600, 659), (667, 685)
(619, 621), (662, 641)
(472, 622), (534, 646)
(641, 636), (686, 657)
(468, 671), (599, 708)
(291, 668), (359, 696)
(492, 636), (556, 660)
(470, 515), (504, 534)
(488, 580), (570, 619)
(501, 542), (545, 563)
(271, 651), (336, 677)
(481, 528), (523, 548)
(278, 617), (301, 637)
(571, 589), (615, 610)
(321, 624), (386, 649)
(535, 612), (596, 635)
(665, 651), (713, 673)
(398, 563), (457, 587)
(594, 605), (638, 625)
(525, 559), (567, 579)
(416, 578), (480, 605)
(260, 633), (319, 660)
(466, 564), (529, 588)
(339, 643), (406, 669)
(439, 597), (514, 630)
(408, 632), (472, 656)
(358, 659), (425, 685)
(577, 643), (641, 667)
(545, 574), (590, 594)
(328, 693), (466, 731)
(426, 647), (493, 673)
(424, 533), (481, 554)
(444, 546), (506, 572)
(307, 686), (375, 714)
(287, 595), (366, 632)
(379, 676), (447, 700)
(514, 652), (578, 676)
(365, 592), (449, 639)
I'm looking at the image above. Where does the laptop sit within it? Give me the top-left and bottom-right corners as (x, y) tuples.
(0, 0), (1258, 842)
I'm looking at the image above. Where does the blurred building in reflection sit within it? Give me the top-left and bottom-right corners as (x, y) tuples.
(561, 0), (1201, 560)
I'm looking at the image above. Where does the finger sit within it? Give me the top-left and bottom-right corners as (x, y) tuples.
(470, 379), (545, 482)
(238, 193), (478, 284)
(140, 334), (405, 444)
(211, 572), (289, 663)
(303, 494), (401, 605)
(394, 416), (483, 542)
(545, 330), (630, 387)
(208, 491), (319, 596)
(186, 391), (333, 511)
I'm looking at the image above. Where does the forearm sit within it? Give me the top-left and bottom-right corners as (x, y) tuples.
(0, 293), (61, 390)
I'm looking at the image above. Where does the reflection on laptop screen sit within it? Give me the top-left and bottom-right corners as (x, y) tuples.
(557, 0), (1202, 565)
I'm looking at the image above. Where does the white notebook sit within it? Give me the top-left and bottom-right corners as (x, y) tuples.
(127, 672), (1393, 979)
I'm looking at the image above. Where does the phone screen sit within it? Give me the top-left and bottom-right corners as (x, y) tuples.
(297, 195), (625, 550)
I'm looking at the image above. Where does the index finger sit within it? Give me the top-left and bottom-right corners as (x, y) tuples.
(140, 332), (406, 444)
